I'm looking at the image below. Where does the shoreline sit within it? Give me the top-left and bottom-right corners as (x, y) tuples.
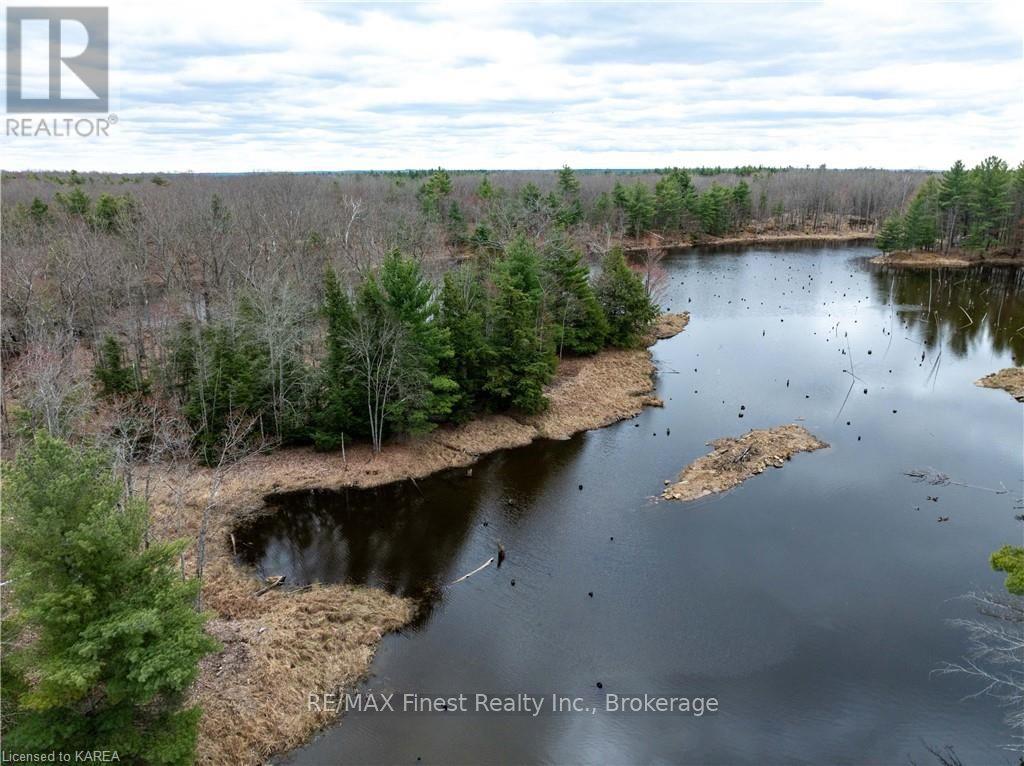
(623, 230), (875, 255)
(870, 249), (1023, 268)
(151, 312), (689, 764)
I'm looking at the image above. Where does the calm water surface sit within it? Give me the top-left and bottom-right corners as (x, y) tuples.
(239, 244), (1024, 764)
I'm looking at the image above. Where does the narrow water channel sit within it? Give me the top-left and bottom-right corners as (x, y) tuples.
(238, 243), (1023, 764)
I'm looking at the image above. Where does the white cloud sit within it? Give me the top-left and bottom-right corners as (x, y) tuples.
(2, 0), (1021, 171)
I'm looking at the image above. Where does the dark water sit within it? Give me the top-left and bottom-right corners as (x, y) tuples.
(238, 244), (1024, 765)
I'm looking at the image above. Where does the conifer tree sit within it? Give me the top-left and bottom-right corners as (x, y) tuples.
(541, 235), (608, 355)
(1, 433), (218, 763)
(485, 237), (555, 413)
(875, 214), (906, 253)
(938, 160), (970, 251)
(438, 265), (491, 419)
(593, 247), (658, 347)
(312, 268), (361, 449)
(360, 250), (457, 433)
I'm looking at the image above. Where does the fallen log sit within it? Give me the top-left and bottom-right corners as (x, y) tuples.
(447, 557), (495, 586)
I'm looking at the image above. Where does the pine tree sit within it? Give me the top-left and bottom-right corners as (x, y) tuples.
(1, 433), (218, 763)
(485, 237), (555, 413)
(54, 187), (91, 216)
(360, 250), (457, 433)
(555, 165), (583, 227)
(938, 160), (970, 251)
(655, 174), (686, 231)
(541, 235), (608, 355)
(875, 214), (906, 254)
(902, 178), (939, 250)
(967, 156), (1011, 250)
(619, 182), (656, 238)
(94, 334), (145, 397)
(697, 185), (733, 236)
(312, 268), (361, 449)
(438, 265), (491, 419)
(593, 247), (658, 347)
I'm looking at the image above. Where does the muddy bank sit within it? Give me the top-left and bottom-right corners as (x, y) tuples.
(661, 424), (828, 502)
(624, 230), (874, 256)
(148, 312), (688, 764)
(871, 249), (1023, 268)
(975, 367), (1024, 402)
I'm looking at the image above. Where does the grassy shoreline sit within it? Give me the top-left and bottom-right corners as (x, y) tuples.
(150, 312), (687, 764)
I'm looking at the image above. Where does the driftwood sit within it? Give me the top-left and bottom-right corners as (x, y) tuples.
(254, 575), (286, 597)
(904, 468), (1008, 495)
(447, 557), (495, 586)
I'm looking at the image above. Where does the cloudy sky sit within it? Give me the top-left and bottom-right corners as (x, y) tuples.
(3, 1), (1022, 172)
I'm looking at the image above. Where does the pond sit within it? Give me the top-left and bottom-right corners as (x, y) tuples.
(238, 243), (1023, 764)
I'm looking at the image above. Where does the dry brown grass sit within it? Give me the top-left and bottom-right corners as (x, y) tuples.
(870, 249), (1023, 268)
(976, 367), (1024, 402)
(144, 312), (689, 764)
(624, 230), (875, 256)
(662, 424), (828, 502)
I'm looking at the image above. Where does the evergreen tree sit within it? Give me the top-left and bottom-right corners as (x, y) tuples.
(312, 268), (361, 449)
(967, 155), (1011, 250)
(360, 250), (457, 433)
(438, 265), (491, 419)
(593, 247), (658, 347)
(654, 174), (686, 231)
(54, 187), (91, 217)
(541, 235), (608, 355)
(1, 433), (217, 763)
(28, 197), (49, 225)
(94, 334), (146, 397)
(555, 165), (583, 227)
(731, 180), (752, 227)
(619, 182), (656, 237)
(485, 237), (555, 413)
(875, 214), (906, 253)
(696, 185), (733, 236)
(477, 175), (496, 200)
(417, 168), (453, 220)
(902, 178), (939, 250)
(938, 160), (970, 250)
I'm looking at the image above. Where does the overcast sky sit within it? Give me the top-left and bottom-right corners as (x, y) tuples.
(3, 1), (1022, 172)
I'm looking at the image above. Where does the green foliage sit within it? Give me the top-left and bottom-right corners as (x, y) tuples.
(418, 168), (453, 219)
(94, 335), (147, 398)
(1, 433), (218, 763)
(541, 234), (608, 355)
(438, 265), (492, 419)
(696, 185), (734, 236)
(54, 187), (91, 217)
(360, 250), (458, 433)
(967, 155), (1011, 250)
(991, 545), (1024, 595)
(654, 168), (694, 231)
(312, 268), (360, 449)
(28, 197), (50, 225)
(594, 248), (658, 347)
(485, 237), (556, 413)
(554, 165), (583, 228)
(875, 214), (906, 253)
(618, 182), (656, 237)
(477, 175), (495, 200)
(902, 178), (939, 250)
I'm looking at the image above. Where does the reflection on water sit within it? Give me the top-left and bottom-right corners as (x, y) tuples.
(871, 265), (1024, 362)
(237, 245), (1022, 765)
(238, 438), (586, 624)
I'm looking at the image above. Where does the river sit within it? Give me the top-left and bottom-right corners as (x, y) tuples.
(239, 243), (1023, 764)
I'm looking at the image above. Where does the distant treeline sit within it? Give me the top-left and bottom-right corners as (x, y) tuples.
(876, 156), (1024, 254)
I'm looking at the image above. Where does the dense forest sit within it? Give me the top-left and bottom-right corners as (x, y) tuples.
(876, 157), (1024, 254)
(1, 165), (932, 462)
